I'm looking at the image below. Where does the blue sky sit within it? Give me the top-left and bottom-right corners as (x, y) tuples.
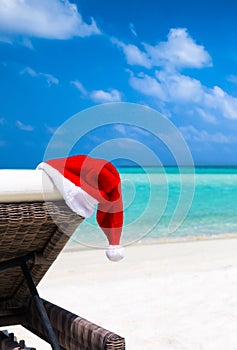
(1, 0), (237, 168)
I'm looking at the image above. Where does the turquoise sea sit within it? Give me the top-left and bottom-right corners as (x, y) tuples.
(71, 167), (237, 248)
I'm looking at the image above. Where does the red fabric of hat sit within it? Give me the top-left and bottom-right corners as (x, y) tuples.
(44, 155), (123, 247)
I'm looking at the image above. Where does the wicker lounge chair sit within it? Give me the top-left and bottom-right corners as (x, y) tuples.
(0, 170), (125, 350)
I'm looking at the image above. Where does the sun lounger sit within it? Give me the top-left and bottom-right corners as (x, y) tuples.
(0, 170), (125, 350)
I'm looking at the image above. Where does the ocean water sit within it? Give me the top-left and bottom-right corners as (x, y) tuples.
(71, 167), (237, 248)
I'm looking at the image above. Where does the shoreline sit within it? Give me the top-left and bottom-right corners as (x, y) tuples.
(64, 231), (237, 253)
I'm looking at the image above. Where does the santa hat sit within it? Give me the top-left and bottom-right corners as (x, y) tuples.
(37, 155), (125, 261)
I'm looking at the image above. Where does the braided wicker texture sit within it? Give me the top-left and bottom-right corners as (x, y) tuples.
(24, 299), (125, 350)
(0, 201), (126, 349)
(0, 201), (83, 303)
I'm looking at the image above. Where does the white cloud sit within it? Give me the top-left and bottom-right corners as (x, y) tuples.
(45, 125), (65, 135)
(227, 75), (237, 84)
(156, 70), (204, 103)
(112, 38), (151, 68)
(71, 80), (87, 95)
(22, 67), (37, 77)
(45, 125), (57, 135)
(21, 66), (59, 86)
(129, 72), (166, 100)
(195, 108), (217, 124)
(16, 120), (34, 131)
(129, 23), (138, 37)
(90, 89), (122, 103)
(72, 80), (123, 103)
(128, 68), (237, 120)
(21, 37), (34, 49)
(113, 124), (127, 135)
(129, 70), (204, 104)
(204, 86), (237, 120)
(180, 125), (237, 144)
(144, 28), (212, 70)
(0, 35), (12, 44)
(0, 0), (100, 42)
(113, 28), (212, 70)
(114, 27), (233, 123)
(122, 28), (237, 121)
(112, 124), (152, 143)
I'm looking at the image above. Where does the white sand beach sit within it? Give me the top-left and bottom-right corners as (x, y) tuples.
(3, 237), (237, 350)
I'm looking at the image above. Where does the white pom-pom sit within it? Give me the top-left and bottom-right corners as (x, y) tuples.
(106, 245), (125, 262)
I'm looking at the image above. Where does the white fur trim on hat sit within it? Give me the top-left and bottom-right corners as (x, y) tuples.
(106, 245), (125, 262)
(37, 162), (98, 218)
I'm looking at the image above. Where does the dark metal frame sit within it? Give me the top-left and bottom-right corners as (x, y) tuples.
(0, 254), (60, 350)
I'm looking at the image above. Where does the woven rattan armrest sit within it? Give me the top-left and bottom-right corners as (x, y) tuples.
(23, 299), (125, 350)
(0, 201), (125, 349)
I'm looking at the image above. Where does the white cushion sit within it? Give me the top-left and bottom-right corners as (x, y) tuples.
(0, 169), (62, 202)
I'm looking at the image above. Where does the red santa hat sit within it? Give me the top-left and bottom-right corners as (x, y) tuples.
(37, 155), (125, 261)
